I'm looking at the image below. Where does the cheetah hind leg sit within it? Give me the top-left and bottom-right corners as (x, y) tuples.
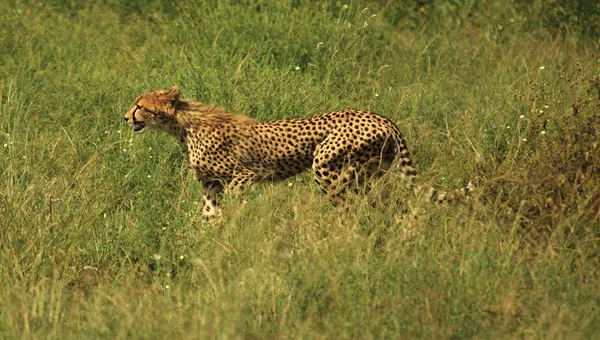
(311, 162), (348, 205)
(313, 163), (379, 207)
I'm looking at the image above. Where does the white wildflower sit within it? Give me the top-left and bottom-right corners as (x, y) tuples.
(541, 131), (546, 135)
(539, 66), (546, 70)
(519, 115), (525, 119)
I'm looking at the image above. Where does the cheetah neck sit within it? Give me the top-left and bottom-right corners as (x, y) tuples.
(162, 100), (257, 141)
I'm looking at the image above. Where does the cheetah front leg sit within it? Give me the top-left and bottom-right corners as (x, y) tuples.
(201, 180), (223, 220)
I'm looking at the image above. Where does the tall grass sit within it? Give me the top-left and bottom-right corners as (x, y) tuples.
(1, 0), (599, 338)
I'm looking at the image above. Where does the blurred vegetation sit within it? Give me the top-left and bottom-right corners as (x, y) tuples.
(1, 0), (599, 338)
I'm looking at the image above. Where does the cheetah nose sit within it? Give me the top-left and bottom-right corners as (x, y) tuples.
(124, 117), (129, 122)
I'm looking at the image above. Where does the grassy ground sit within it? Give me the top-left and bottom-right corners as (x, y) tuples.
(1, 0), (599, 338)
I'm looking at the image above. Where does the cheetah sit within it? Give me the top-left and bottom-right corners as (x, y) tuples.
(124, 86), (467, 220)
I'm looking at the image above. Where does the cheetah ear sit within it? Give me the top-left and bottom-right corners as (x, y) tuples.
(166, 85), (181, 103)
(159, 85), (181, 113)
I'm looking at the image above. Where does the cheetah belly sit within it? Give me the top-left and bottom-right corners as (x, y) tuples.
(243, 145), (315, 182)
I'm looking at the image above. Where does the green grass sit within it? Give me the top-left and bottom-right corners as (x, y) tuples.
(1, 0), (599, 338)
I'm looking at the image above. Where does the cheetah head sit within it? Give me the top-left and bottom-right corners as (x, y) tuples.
(124, 86), (181, 133)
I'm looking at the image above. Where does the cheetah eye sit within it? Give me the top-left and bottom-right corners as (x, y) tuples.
(132, 105), (144, 120)
(133, 105), (149, 115)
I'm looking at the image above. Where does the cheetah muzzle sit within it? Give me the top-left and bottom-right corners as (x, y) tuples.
(132, 121), (145, 133)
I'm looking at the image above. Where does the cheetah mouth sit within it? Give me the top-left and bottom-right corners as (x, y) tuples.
(132, 122), (146, 132)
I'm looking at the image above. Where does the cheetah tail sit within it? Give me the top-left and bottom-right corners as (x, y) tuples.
(414, 180), (476, 204)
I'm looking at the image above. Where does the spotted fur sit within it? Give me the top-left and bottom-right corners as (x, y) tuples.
(124, 86), (467, 219)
